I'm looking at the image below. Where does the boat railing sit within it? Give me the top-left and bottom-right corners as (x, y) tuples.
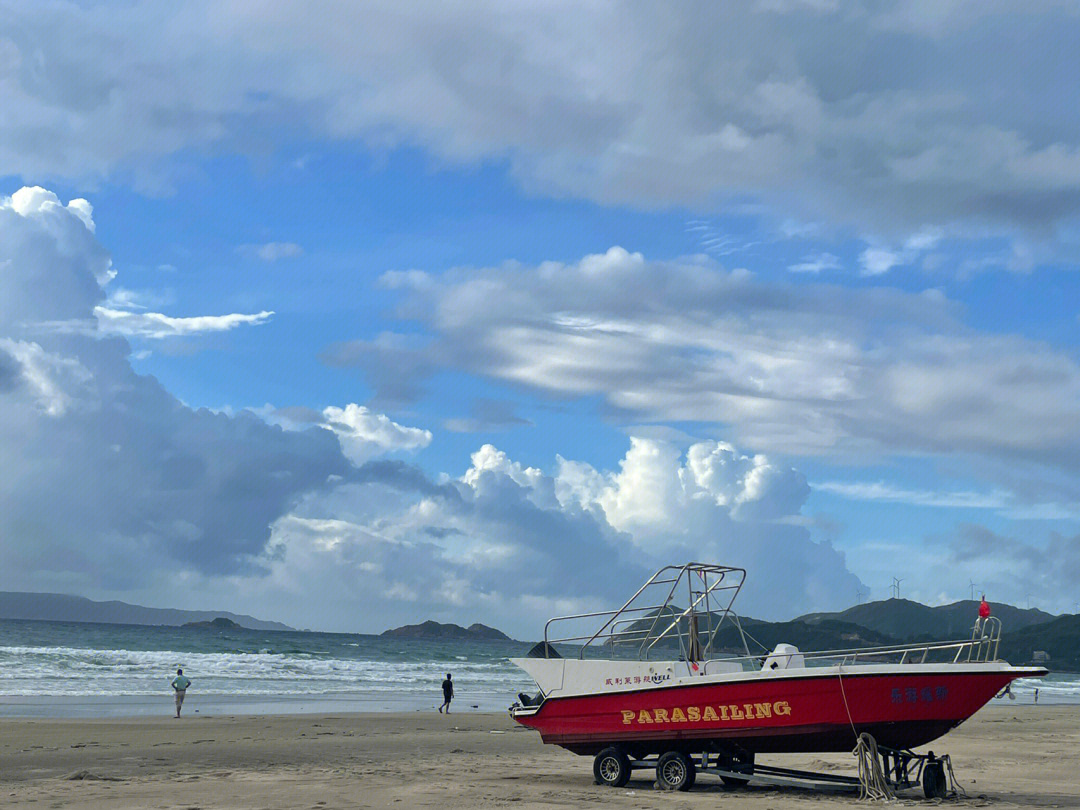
(542, 563), (749, 659)
(702, 617), (1004, 673)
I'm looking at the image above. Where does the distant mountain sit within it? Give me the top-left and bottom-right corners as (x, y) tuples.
(614, 606), (766, 640)
(381, 620), (512, 641)
(796, 598), (1054, 642)
(999, 614), (1080, 671)
(605, 600), (1075, 671)
(0, 591), (293, 631)
(710, 618), (895, 655)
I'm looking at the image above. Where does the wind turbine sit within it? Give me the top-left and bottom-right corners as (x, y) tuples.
(969, 580), (978, 601)
(890, 577), (903, 599)
(856, 586), (867, 605)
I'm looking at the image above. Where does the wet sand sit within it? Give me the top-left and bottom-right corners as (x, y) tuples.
(1, 705), (1076, 808)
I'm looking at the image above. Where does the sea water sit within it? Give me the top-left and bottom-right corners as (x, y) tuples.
(0, 618), (1074, 718)
(0, 618), (536, 717)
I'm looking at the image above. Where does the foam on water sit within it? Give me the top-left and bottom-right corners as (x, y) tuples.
(0, 644), (532, 697)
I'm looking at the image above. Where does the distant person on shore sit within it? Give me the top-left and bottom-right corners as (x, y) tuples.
(1034, 688), (1039, 704)
(171, 668), (192, 718)
(438, 673), (454, 714)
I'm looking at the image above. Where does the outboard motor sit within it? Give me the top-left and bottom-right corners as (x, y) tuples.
(762, 643), (805, 671)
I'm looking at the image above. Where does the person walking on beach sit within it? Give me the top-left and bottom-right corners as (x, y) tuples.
(438, 672), (454, 714)
(1034, 688), (1039, 704)
(171, 668), (192, 718)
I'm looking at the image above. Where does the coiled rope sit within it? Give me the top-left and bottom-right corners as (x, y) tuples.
(852, 732), (895, 801)
(942, 753), (967, 798)
(839, 663), (894, 801)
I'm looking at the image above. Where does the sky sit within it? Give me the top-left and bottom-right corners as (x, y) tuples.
(2, 1), (1080, 636)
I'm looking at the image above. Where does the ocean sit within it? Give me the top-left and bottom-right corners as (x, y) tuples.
(0, 618), (1075, 718)
(0, 618), (537, 717)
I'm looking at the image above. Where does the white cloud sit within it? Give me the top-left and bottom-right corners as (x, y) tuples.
(0, 186), (352, 590)
(859, 246), (903, 276)
(788, 251), (841, 273)
(320, 403), (432, 465)
(4, 185), (273, 341)
(227, 436), (861, 633)
(815, 479), (1080, 521)
(463, 444), (545, 492)
(326, 247), (1080, 468)
(814, 480), (1009, 510)
(3, 5), (1080, 242)
(556, 437), (812, 541)
(93, 306), (274, 338)
(859, 228), (945, 276)
(0, 338), (92, 416)
(239, 242), (304, 262)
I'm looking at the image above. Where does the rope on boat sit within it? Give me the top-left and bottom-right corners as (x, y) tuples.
(853, 733), (895, 801)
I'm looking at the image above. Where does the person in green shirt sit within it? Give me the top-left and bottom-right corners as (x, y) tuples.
(170, 668), (192, 718)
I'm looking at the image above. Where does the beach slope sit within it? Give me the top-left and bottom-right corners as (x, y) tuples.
(1, 706), (1075, 808)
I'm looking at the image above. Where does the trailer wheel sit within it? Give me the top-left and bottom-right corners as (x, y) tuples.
(922, 760), (946, 799)
(593, 747), (631, 788)
(656, 750), (695, 791)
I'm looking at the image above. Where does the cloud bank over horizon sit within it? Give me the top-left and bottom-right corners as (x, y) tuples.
(243, 436), (859, 635)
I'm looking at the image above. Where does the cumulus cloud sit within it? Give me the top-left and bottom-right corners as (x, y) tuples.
(225, 437), (860, 634)
(326, 246), (1080, 467)
(3, 4), (1080, 241)
(320, 403), (432, 465)
(0, 187), (353, 591)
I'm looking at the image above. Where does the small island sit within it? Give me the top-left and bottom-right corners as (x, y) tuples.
(182, 616), (243, 630)
(381, 620), (512, 641)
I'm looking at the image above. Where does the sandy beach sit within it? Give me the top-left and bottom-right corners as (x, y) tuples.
(1, 705), (1077, 809)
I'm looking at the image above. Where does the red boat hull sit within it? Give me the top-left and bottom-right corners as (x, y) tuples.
(514, 669), (1027, 755)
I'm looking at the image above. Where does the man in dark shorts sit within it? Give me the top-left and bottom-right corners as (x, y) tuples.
(438, 672), (454, 713)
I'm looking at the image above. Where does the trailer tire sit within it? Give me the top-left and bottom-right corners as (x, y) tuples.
(656, 750), (695, 791)
(922, 760), (946, 799)
(593, 747), (631, 787)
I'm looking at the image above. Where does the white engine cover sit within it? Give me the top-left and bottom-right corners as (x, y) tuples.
(762, 643), (804, 671)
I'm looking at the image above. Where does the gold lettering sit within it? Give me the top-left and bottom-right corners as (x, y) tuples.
(718, 704), (730, 720)
(653, 708), (670, 723)
(702, 706), (719, 722)
(638, 710), (654, 724)
(670, 707), (687, 723)
(621, 710), (636, 725)
(753, 703), (772, 719)
(774, 701), (792, 716)
(743, 704), (757, 719)
(729, 704), (745, 720)
(687, 706), (701, 722)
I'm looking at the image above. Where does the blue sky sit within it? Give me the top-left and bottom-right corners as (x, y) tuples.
(2, 2), (1080, 633)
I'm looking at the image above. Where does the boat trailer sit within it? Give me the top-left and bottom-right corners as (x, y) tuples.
(592, 735), (964, 799)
